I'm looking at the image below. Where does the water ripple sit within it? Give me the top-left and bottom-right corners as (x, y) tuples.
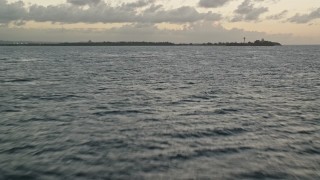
(0, 46), (319, 179)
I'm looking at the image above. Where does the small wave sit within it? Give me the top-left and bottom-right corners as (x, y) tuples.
(138, 144), (166, 150)
(214, 108), (240, 114)
(1, 173), (38, 180)
(61, 155), (86, 165)
(264, 147), (289, 153)
(91, 106), (110, 110)
(170, 99), (201, 105)
(80, 139), (128, 149)
(189, 91), (220, 100)
(275, 129), (318, 135)
(1, 109), (21, 113)
(166, 146), (252, 161)
(18, 94), (84, 101)
(179, 108), (240, 116)
(235, 170), (289, 179)
(93, 110), (154, 116)
(298, 148), (320, 155)
(0, 68), (10, 71)
(138, 118), (160, 122)
(1, 78), (37, 84)
(153, 87), (166, 91)
(194, 146), (252, 157)
(22, 117), (58, 122)
(163, 127), (247, 139)
(1, 144), (36, 154)
(296, 130), (318, 135)
(189, 95), (212, 100)
(171, 91), (220, 105)
(32, 147), (64, 156)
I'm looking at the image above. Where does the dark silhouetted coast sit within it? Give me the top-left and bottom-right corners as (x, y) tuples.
(0, 40), (281, 46)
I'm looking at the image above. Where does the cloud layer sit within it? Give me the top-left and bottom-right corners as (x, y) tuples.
(0, 0), (319, 44)
(0, 0), (221, 24)
(0, 0), (27, 24)
(199, 0), (233, 8)
(0, 21), (297, 43)
(1, 0), (319, 25)
(67, 0), (102, 6)
(289, 8), (320, 23)
(232, 0), (268, 22)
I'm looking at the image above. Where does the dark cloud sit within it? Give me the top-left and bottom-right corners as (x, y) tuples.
(140, 6), (221, 23)
(123, 0), (156, 9)
(231, 0), (268, 22)
(198, 0), (233, 8)
(288, 8), (320, 23)
(67, 0), (101, 6)
(27, 3), (136, 23)
(0, 0), (26, 23)
(267, 10), (288, 20)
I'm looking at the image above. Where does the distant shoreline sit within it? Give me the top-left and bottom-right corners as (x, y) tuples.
(0, 40), (281, 46)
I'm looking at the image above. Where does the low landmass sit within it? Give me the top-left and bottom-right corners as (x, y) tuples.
(212, 39), (281, 46)
(0, 39), (281, 46)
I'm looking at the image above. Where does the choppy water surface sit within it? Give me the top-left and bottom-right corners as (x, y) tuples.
(0, 46), (319, 179)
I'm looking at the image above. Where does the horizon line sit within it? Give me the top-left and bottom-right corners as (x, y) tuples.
(0, 40), (319, 46)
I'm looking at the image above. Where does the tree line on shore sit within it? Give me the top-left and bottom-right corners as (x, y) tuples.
(0, 39), (281, 46)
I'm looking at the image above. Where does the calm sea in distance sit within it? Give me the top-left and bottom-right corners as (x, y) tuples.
(0, 46), (319, 179)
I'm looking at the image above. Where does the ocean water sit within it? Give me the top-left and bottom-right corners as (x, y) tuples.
(0, 46), (319, 179)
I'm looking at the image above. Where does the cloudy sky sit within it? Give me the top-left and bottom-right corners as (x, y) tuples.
(0, 0), (319, 44)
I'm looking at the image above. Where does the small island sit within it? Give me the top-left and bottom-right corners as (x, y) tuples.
(0, 39), (281, 46)
(212, 39), (281, 46)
